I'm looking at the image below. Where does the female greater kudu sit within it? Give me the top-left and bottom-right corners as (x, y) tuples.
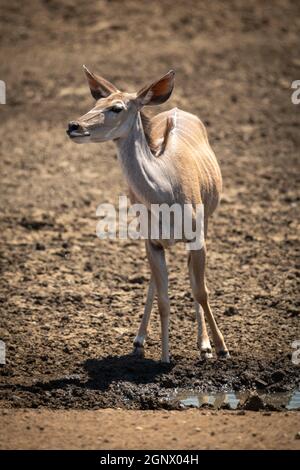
(67, 67), (229, 363)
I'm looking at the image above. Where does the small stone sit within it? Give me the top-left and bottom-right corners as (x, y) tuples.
(245, 234), (254, 241)
(84, 261), (93, 272)
(224, 306), (239, 316)
(35, 242), (46, 251)
(255, 378), (268, 388)
(243, 393), (264, 411)
(128, 274), (147, 284)
(12, 395), (22, 402)
(271, 370), (285, 383)
(295, 432), (300, 440)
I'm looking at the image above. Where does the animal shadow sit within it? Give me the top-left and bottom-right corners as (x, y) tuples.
(84, 354), (173, 391)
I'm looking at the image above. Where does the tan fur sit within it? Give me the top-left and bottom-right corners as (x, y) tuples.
(67, 68), (229, 363)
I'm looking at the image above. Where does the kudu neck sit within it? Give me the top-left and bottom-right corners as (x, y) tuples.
(116, 111), (154, 161)
(115, 112), (174, 205)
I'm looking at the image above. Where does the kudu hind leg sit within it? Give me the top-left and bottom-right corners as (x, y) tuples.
(194, 301), (213, 359)
(189, 247), (229, 357)
(133, 276), (155, 357)
(188, 253), (212, 358)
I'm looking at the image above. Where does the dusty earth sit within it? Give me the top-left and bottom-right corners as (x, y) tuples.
(0, 0), (299, 449)
(1, 408), (300, 450)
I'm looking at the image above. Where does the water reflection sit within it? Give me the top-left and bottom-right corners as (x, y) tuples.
(172, 390), (300, 410)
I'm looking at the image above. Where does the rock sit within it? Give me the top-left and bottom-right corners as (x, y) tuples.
(35, 242), (46, 250)
(255, 378), (268, 389)
(128, 274), (147, 284)
(271, 370), (285, 383)
(12, 395), (22, 402)
(224, 306), (239, 316)
(20, 218), (53, 230)
(221, 402), (231, 410)
(243, 393), (264, 411)
(84, 261), (93, 272)
(245, 234), (254, 241)
(295, 432), (300, 440)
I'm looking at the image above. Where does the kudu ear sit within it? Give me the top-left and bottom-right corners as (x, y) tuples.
(83, 65), (119, 100)
(135, 70), (175, 107)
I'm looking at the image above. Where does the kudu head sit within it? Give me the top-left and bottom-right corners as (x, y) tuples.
(67, 66), (175, 143)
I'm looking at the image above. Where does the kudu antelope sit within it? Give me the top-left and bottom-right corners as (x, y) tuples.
(67, 67), (229, 363)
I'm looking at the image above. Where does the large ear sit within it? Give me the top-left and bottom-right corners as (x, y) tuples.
(136, 70), (175, 107)
(83, 65), (119, 100)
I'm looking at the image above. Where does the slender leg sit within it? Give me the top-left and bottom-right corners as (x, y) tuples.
(133, 276), (155, 356)
(194, 301), (213, 359)
(146, 240), (170, 363)
(189, 245), (229, 357)
(188, 252), (212, 358)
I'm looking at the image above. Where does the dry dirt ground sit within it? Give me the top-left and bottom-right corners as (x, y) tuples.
(1, 409), (300, 450)
(0, 0), (300, 449)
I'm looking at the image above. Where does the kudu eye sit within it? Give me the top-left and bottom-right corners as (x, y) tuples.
(110, 105), (123, 113)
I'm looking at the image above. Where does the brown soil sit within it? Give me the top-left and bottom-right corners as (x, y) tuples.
(0, 0), (300, 449)
(1, 409), (300, 450)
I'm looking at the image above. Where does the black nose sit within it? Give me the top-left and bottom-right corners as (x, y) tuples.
(68, 121), (79, 133)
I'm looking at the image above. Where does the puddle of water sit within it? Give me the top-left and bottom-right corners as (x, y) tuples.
(286, 391), (300, 410)
(170, 390), (300, 410)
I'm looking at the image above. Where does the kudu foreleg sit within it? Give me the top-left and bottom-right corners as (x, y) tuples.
(146, 240), (170, 363)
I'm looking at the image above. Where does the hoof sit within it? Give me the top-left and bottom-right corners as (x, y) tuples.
(132, 345), (145, 357)
(160, 355), (171, 364)
(217, 350), (230, 359)
(200, 349), (213, 360)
